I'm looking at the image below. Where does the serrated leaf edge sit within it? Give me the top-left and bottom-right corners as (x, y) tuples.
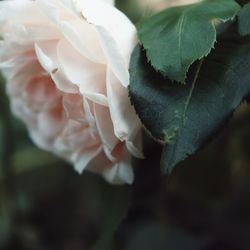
(139, 1), (241, 84)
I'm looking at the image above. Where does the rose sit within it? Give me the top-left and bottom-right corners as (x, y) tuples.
(0, 0), (143, 184)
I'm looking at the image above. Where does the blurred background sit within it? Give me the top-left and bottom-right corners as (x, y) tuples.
(1, 0), (250, 249)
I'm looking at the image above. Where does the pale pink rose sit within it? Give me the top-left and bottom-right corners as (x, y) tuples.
(0, 0), (143, 184)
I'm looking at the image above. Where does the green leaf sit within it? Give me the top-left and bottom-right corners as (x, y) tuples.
(238, 2), (250, 36)
(129, 28), (250, 174)
(138, 0), (241, 83)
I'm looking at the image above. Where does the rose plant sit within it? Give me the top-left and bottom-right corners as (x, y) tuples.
(1, 0), (250, 184)
(0, 0), (143, 184)
(1, 0), (250, 249)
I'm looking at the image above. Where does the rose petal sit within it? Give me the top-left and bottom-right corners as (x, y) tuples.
(5, 60), (41, 96)
(37, 0), (76, 23)
(78, 0), (137, 60)
(39, 2), (106, 64)
(0, 1), (49, 28)
(74, 146), (103, 173)
(67, 0), (137, 86)
(57, 38), (108, 105)
(59, 20), (106, 64)
(102, 151), (134, 184)
(35, 42), (57, 73)
(54, 119), (100, 152)
(62, 93), (86, 123)
(96, 26), (129, 87)
(94, 103), (119, 161)
(83, 98), (97, 132)
(37, 98), (65, 140)
(126, 131), (144, 159)
(35, 40), (79, 93)
(106, 68), (141, 141)
(102, 0), (115, 5)
(10, 98), (37, 129)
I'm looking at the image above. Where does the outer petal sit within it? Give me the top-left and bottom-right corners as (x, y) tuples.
(37, 0), (106, 64)
(59, 20), (106, 64)
(6, 62), (39, 97)
(57, 39), (108, 105)
(94, 103), (119, 161)
(106, 68), (140, 139)
(102, 151), (134, 185)
(96, 26), (130, 87)
(37, 0), (76, 23)
(42, 0), (127, 74)
(0, 42), (37, 79)
(0, 1), (49, 29)
(102, 0), (115, 5)
(77, 0), (136, 52)
(126, 131), (144, 159)
(70, 0), (137, 86)
(83, 146), (135, 185)
(74, 146), (103, 173)
(10, 98), (37, 130)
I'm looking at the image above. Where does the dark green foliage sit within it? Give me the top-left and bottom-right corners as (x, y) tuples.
(238, 2), (250, 35)
(138, 0), (240, 82)
(129, 29), (250, 174)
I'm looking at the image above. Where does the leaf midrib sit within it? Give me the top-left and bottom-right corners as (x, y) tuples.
(166, 60), (204, 167)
